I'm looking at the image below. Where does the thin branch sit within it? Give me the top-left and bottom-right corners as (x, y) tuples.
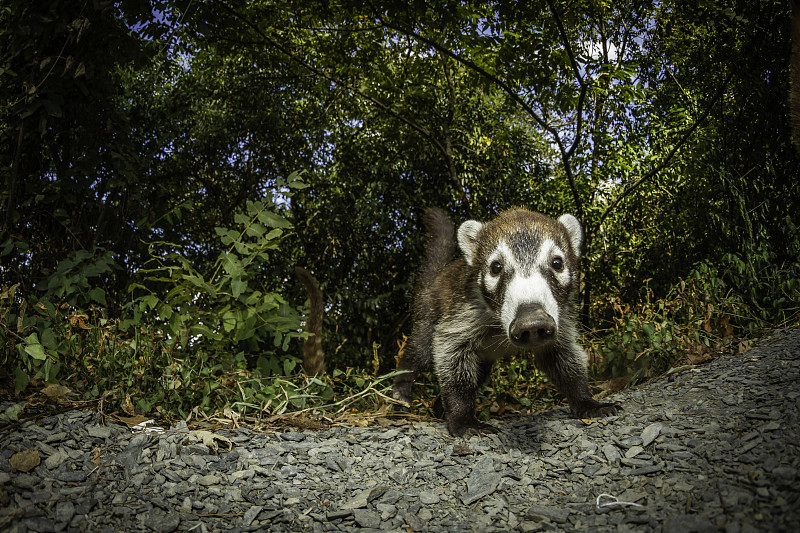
(212, 3), (440, 145)
(375, 15), (555, 136)
(546, 0), (590, 163)
(213, 1), (471, 205)
(567, 83), (588, 159)
(543, 0), (591, 219)
(597, 69), (736, 229)
(437, 50), (471, 214)
(546, 0), (586, 89)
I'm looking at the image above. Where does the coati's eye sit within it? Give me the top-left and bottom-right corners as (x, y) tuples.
(490, 261), (503, 276)
(551, 257), (564, 271)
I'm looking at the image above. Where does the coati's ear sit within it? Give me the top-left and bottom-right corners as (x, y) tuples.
(457, 220), (483, 266)
(557, 214), (583, 258)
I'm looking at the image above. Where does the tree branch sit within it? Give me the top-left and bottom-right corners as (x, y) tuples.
(597, 69), (735, 229)
(438, 50), (471, 215)
(213, 1), (471, 206)
(375, 15), (555, 137)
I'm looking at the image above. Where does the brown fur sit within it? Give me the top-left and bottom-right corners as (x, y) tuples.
(792, 0), (800, 152)
(394, 208), (619, 437)
(295, 266), (325, 375)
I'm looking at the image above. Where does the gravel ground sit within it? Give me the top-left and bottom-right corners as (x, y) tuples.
(1, 327), (798, 532)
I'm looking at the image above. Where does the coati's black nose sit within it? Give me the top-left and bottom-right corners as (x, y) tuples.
(509, 305), (556, 346)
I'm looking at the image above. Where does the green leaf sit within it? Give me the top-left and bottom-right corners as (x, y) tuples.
(264, 228), (283, 241)
(190, 323), (222, 341)
(221, 253), (243, 277)
(185, 274), (213, 293)
(234, 241), (252, 255)
(141, 294), (159, 310)
(0, 403), (24, 423)
(88, 287), (106, 305)
(642, 323), (655, 341)
(14, 367), (29, 392)
(24, 339), (47, 361)
(245, 224), (266, 237)
(158, 304), (173, 320)
(231, 278), (247, 298)
(40, 328), (58, 351)
(257, 211), (292, 229)
(222, 310), (236, 332)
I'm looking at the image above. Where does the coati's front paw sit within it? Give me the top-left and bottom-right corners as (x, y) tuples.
(447, 419), (499, 437)
(391, 377), (415, 406)
(572, 399), (621, 418)
(392, 389), (412, 406)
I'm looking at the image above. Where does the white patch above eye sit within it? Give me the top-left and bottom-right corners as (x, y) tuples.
(545, 242), (572, 287)
(558, 214), (583, 258)
(482, 242), (511, 293)
(457, 220), (483, 266)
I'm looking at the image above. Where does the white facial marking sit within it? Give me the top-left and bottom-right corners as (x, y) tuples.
(490, 238), (568, 334)
(483, 243), (510, 294)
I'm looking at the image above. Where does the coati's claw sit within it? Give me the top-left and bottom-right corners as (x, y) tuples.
(392, 391), (412, 406)
(573, 400), (622, 418)
(397, 207), (624, 438)
(450, 421), (499, 437)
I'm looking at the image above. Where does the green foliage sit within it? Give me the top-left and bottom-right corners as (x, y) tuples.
(0, 248), (120, 391)
(590, 244), (800, 382)
(125, 189), (305, 360)
(486, 358), (541, 410)
(2, 0), (799, 421)
(1, 174), (316, 416)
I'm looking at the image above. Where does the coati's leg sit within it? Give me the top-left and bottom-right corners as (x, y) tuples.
(434, 352), (498, 436)
(535, 344), (620, 418)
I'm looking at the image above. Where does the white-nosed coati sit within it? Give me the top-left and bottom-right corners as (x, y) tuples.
(295, 266), (325, 376)
(393, 208), (620, 437)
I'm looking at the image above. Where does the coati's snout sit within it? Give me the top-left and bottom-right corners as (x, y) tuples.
(509, 304), (556, 347)
(395, 207), (622, 437)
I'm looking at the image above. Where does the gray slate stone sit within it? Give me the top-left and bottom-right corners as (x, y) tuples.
(1, 327), (799, 533)
(143, 510), (180, 533)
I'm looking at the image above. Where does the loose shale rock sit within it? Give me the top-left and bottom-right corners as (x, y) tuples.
(1, 328), (799, 531)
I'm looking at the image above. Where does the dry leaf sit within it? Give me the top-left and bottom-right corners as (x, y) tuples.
(688, 353), (712, 365)
(452, 443), (474, 456)
(186, 430), (233, 453)
(92, 449), (102, 468)
(10, 449), (41, 472)
(738, 341), (751, 355)
(222, 407), (241, 428)
(121, 395), (136, 416)
(68, 313), (90, 329)
(114, 414), (151, 428)
(41, 384), (74, 401)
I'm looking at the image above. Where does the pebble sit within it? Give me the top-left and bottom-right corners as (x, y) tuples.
(1, 328), (799, 532)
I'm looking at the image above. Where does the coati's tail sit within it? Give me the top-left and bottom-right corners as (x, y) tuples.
(792, 0), (800, 153)
(294, 266), (325, 376)
(393, 208), (454, 394)
(417, 208), (456, 290)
